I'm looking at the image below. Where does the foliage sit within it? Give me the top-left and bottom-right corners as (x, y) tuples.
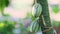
(0, 20), (16, 34)
(0, 0), (9, 16)
(0, 0), (9, 7)
(52, 5), (59, 14)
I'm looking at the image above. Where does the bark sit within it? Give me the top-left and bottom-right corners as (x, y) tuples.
(37, 0), (54, 34)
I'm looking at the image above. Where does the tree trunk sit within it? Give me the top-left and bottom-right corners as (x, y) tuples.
(37, 0), (54, 34)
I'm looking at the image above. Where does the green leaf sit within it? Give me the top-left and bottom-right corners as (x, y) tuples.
(52, 5), (59, 14)
(0, 0), (9, 15)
